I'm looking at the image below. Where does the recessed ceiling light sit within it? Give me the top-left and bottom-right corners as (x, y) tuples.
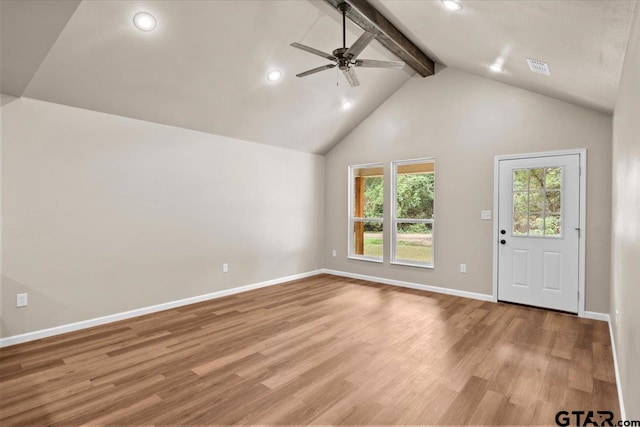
(489, 56), (505, 72)
(267, 69), (282, 83)
(441, 0), (463, 12)
(342, 100), (353, 111)
(133, 12), (157, 32)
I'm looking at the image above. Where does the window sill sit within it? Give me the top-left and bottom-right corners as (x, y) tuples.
(391, 261), (434, 269)
(348, 255), (383, 264)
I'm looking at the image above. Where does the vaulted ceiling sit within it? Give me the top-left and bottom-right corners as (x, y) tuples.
(1, 0), (636, 154)
(375, 0), (636, 115)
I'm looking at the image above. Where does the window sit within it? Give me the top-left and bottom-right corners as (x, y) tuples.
(348, 164), (384, 262)
(391, 159), (435, 267)
(512, 167), (562, 237)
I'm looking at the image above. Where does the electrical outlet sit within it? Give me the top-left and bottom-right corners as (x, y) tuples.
(16, 293), (28, 307)
(460, 264), (467, 274)
(332, 249), (337, 257)
(222, 263), (229, 273)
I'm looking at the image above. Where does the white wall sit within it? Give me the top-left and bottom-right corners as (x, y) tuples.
(324, 67), (613, 314)
(1, 98), (324, 338)
(611, 2), (640, 419)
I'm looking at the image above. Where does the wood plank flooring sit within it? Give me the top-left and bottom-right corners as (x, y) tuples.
(0, 274), (620, 425)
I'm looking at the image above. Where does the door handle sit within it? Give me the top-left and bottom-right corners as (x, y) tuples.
(500, 239), (506, 245)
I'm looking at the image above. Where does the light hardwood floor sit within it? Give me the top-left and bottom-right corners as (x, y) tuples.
(0, 274), (619, 425)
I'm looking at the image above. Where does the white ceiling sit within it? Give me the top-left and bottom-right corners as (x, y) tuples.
(16, 0), (413, 154)
(375, 0), (636, 114)
(2, 0), (636, 153)
(0, 0), (81, 96)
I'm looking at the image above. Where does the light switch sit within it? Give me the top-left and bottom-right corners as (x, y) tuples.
(481, 210), (492, 220)
(16, 293), (28, 307)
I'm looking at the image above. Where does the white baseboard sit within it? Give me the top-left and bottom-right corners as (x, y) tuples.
(321, 268), (494, 302)
(323, 270), (611, 321)
(0, 269), (323, 348)
(583, 311), (610, 322)
(607, 315), (626, 420)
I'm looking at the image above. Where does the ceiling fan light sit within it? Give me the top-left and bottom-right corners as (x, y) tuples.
(267, 69), (282, 82)
(342, 100), (353, 111)
(441, 0), (463, 11)
(133, 12), (157, 32)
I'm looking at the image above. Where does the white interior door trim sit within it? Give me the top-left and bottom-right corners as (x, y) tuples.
(492, 149), (587, 317)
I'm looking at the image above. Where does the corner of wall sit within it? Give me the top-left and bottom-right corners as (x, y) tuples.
(610, 0), (640, 419)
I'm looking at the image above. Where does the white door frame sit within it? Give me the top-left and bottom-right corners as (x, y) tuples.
(492, 149), (587, 317)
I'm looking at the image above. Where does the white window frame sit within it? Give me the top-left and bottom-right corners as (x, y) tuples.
(348, 163), (384, 263)
(391, 158), (435, 268)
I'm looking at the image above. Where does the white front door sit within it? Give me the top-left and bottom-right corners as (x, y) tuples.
(497, 154), (580, 313)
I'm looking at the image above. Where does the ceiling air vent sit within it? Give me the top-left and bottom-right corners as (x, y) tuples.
(527, 58), (551, 76)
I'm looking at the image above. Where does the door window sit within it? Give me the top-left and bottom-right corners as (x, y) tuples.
(512, 167), (562, 237)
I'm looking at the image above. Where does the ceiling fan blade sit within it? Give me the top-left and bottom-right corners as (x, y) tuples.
(290, 42), (337, 61)
(344, 31), (375, 60)
(342, 67), (360, 87)
(296, 64), (337, 78)
(355, 59), (405, 69)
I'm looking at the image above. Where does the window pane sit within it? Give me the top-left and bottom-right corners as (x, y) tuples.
(545, 167), (561, 189)
(529, 213), (544, 236)
(392, 160), (435, 267)
(529, 191), (545, 213)
(545, 215), (562, 237)
(351, 164), (384, 260)
(529, 168), (545, 190)
(395, 223), (433, 264)
(396, 167), (434, 219)
(546, 190), (561, 213)
(513, 212), (528, 236)
(513, 192), (528, 212)
(513, 169), (529, 191)
(353, 166), (383, 218)
(353, 221), (383, 257)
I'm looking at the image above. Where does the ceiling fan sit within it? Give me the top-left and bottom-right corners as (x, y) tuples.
(290, 3), (405, 87)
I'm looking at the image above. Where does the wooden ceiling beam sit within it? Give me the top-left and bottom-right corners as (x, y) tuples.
(323, 0), (435, 77)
